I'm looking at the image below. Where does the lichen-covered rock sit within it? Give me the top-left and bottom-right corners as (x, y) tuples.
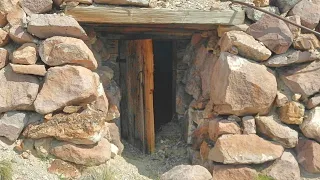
(48, 159), (81, 179)
(208, 134), (284, 164)
(39, 36), (97, 70)
(279, 61), (320, 99)
(208, 117), (241, 141)
(280, 101), (305, 125)
(210, 52), (277, 116)
(212, 165), (258, 180)
(23, 111), (106, 145)
(265, 49), (320, 67)
(160, 165), (212, 180)
(247, 14), (293, 54)
(263, 151), (300, 180)
(9, 25), (37, 44)
(296, 139), (320, 173)
(94, 0), (149, 6)
(293, 34), (320, 50)
(255, 115), (298, 148)
(0, 48), (8, 69)
(27, 14), (87, 40)
(50, 138), (111, 166)
(288, 0), (320, 29)
(219, 31), (271, 61)
(10, 64), (46, 76)
(300, 107), (320, 143)
(0, 66), (39, 113)
(12, 43), (38, 65)
(34, 65), (99, 114)
(20, 0), (52, 15)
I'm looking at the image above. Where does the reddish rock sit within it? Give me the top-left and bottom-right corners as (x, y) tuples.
(9, 25), (37, 44)
(279, 60), (320, 99)
(50, 138), (111, 166)
(208, 117), (241, 141)
(10, 64), (46, 76)
(27, 14), (87, 40)
(307, 94), (320, 109)
(0, 28), (9, 47)
(210, 52), (277, 116)
(247, 14), (293, 54)
(199, 141), (210, 160)
(20, 0), (52, 15)
(0, 12), (7, 27)
(296, 139), (320, 173)
(293, 34), (320, 50)
(39, 36), (97, 70)
(34, 65), (99, 114)
(0, 48), (8, 69)
(212, 165), (258, 180)
(208, 134), (284, 164)
(48, 159), (81, 179)
(12, 43), (38, 65)
(288, 0), (320, 29)
(94, 0), (149, 6)
(191, 120), (209, 150)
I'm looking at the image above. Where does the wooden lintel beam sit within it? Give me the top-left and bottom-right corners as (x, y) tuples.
(65, 5), (245, 25)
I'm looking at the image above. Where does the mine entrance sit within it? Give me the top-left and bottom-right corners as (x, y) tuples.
(119, 39), (177, 154)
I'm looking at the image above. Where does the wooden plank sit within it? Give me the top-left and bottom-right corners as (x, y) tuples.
(142, 40), (155, 153)
(83, 23), (217, 30)
(65, 5), (245, 25)
(100, 33), (192, 40)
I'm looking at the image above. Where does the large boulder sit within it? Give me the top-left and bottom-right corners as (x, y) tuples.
(296, 139), (320, 173)
(39, 36), (97, 70)
(0, 111), (42, 142)
(34, 65), (99, 114)
(263, 151), (300, 180)
(160, 165), (212, 180)
(23, 111), (106, 145)
(218, 30), (272, 61)
(0, 66), (39, 113)
(288, 0), (320, 29)
(27, 14), (87, 40)
(210, 52), (277, 116)
(208, 134), (284, 164)
(265, 49), (320, 67)
(212, 165), (258, 180)
(247, 14), (293, 54)
(300, 107), (320, 142)
(20, 0), (52, 15)
(50, 138), (111, 166)
(94, 0), (149, 6)
(279, 61), (320, 99)
(255, 115), (298, 148)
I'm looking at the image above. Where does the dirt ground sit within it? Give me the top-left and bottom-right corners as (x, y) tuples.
(122, 120), (190, 179)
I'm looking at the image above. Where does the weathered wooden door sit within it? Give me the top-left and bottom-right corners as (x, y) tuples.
(119, 39), (155, 154)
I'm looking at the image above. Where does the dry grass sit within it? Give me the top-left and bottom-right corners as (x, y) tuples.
(0, 160), (12, 180)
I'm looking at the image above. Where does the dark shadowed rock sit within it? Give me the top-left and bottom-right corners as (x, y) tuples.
(296, 139), (320, 173)
(288, 0), (320, 29)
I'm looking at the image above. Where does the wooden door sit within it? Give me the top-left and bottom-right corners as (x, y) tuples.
(119, 39), (155, 154)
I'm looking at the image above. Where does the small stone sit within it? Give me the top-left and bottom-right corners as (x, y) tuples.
(217, 24), (249, 37)
(242, 116), (256, 134)
(34, 138), (52, 158)
(296, 139), (320, 173)
(6, 6), (26, 26)
(300, 107), (320, 143)
(292, 94), (301, 101)
(27, 14), (87, 40)
(9, 25), (37, 44)
(253, 0), (269, 7)
(208, 134), (284, 164)
(219, 30), (272, 61)
(307, 94), (320, 109)
(110, 143), (118, 158)
(21, 151), (30, 159)
(247, 14), (293, 54)
(12, 43), (38, 65)
(199, 141), (210, 161)
(20, 0), (52, 15)
(10, 64), (46, 76)
(208, 117), (241, 141)
(280, 101), (305, 125)
(288, 0), (320, 29)
(276, 91), (289, 107)
(0, 111), (29, 142)
(0, 28), (9, 47)
(48, 159), (81, 179)
(255, 114), (298, 148)
(246, 6), (279, 22)
(293, 34), (320, 50)
(160, 165), (212, 180)
(63, 106), (82, 114)
(44, 113), (53, 121)
(212, 165), (258, 180)
(0, 48), (8, 69)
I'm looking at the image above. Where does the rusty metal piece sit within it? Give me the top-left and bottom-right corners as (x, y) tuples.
(231, 0), (320, 37)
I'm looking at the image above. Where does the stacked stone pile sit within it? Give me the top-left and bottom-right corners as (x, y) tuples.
(177, 0), (320, 179)
(0, 0), (123, 179)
